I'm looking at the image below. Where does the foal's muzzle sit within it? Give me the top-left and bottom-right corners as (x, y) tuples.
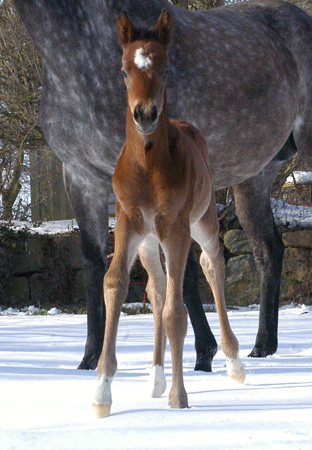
(133, 104), (158, 135)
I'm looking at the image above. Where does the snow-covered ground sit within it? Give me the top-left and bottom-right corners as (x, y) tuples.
(284, 171), (312, 186)
(2, 196), (312, 234)
(1, 305), (312, 449)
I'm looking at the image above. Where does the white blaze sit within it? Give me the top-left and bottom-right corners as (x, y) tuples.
(134, 47), (152, 70)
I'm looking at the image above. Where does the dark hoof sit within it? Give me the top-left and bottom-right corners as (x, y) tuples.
(194, 347), (217, 372)
(77, 354), (98, 370)
(248, 345), (276, 358)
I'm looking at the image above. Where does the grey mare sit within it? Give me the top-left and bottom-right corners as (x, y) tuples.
(13, 0), (312, 370)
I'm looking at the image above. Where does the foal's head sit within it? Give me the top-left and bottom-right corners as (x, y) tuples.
(118, 11), (173, 135)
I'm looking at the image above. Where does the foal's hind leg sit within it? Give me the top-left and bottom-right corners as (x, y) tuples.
(192, 201), (245, 383)
(138, 235), (167, 398)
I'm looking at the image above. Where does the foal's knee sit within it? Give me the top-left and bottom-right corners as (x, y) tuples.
(104, 266), (129, 303)
(200, 251), (225, 282)
(162, 302), (188, 341)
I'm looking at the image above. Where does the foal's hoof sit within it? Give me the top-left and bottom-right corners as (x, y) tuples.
(226, 358), (246, 384)
(92, 403), (111, 418)
(169, 389), (189, 409)
(233, 370), (246, 384)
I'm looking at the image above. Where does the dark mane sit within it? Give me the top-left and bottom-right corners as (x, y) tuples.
(132, 27), (158, 42)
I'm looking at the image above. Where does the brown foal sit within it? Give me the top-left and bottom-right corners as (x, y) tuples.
(93, 10), (245, 418)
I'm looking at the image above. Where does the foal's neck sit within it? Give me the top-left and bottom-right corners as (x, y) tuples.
(126, 105), (171, 171)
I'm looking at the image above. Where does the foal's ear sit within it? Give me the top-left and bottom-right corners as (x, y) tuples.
(118, 12), (135, 46)
(154, 10), (173, 48)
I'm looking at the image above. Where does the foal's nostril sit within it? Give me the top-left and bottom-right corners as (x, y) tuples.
(150, 105), (158, 122)
(133, 104), (158, 125)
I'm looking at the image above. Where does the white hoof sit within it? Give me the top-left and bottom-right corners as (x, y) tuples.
(92, 403), (111, 418)
(226, 357), (246, 384)
(148, 365), (167, 398)
(93, 373), (115, 418)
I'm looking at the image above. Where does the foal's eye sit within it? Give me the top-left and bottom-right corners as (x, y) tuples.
(121, 69), (128, 79)
(163, 70), (169, 79)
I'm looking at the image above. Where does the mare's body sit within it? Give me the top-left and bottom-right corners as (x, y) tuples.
(13, 0), (312, 369)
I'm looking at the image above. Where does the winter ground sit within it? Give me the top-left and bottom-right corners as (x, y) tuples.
(3, 195), (312, 233)
(0, 305), (312, 450)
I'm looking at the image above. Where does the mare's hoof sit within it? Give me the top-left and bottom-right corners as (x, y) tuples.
(77, 354), (99, 370)
(248, 345), (276, 358)
(92, 403), (111, 418)
(194, 347), (217, 372)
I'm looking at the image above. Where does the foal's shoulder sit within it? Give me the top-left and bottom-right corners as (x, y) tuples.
(171, 119), (198, 139)
(169, 119), (207, 152)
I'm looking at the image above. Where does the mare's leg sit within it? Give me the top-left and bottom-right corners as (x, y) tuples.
(233, 160), (285, 357)
(93, 207), (144, 418)
(183, 250), (218, 372)
(192, 200), (245, 383)
(161, 221), (190, 409)
(64, 166), (109, 370)
(138, 235), (167, 398)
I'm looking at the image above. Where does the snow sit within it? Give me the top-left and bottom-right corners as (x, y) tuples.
(0, 219), (80, 235)
(2, 194), (312, 235)
(1, 305), (312, 449)
(0, 217), (117, 234)
(284, 171), (312, 186)
(271, 199), (312, 229)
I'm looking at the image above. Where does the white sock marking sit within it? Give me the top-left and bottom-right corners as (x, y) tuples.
(94, 373), (116, 405)
(148, 364), (167, 398)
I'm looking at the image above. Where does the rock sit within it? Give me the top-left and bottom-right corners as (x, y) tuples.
(71, 269), (86, 301)
(11, 277), (29, 301)
(225, 254), (259, 306)
(11, 236), (47, 274)
(282, 230), (312, 248)
(282, 247), (312, 282)
(52, 235), (84, 269)
(280, 278), (299, 302)
(223, 229), (251, 255)
(0, 276), (29, 303)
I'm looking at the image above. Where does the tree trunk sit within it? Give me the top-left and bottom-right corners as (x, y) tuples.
(30, 150), (74, 221)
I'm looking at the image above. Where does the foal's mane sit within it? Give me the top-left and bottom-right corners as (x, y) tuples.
(127, 27), (161, 44)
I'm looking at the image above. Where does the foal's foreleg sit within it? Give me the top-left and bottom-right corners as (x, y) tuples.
(161, 223), (191, 409)
(193, 205), (245, 383)
(93, 213), (143, 418)
(138, 235), (167, 398)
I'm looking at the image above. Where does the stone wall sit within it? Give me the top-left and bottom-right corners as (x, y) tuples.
(0, 227), (146, 310)
(1, 224), (311, 309)
(0, 227), (85, 310)
(223, 229), (312, 306)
